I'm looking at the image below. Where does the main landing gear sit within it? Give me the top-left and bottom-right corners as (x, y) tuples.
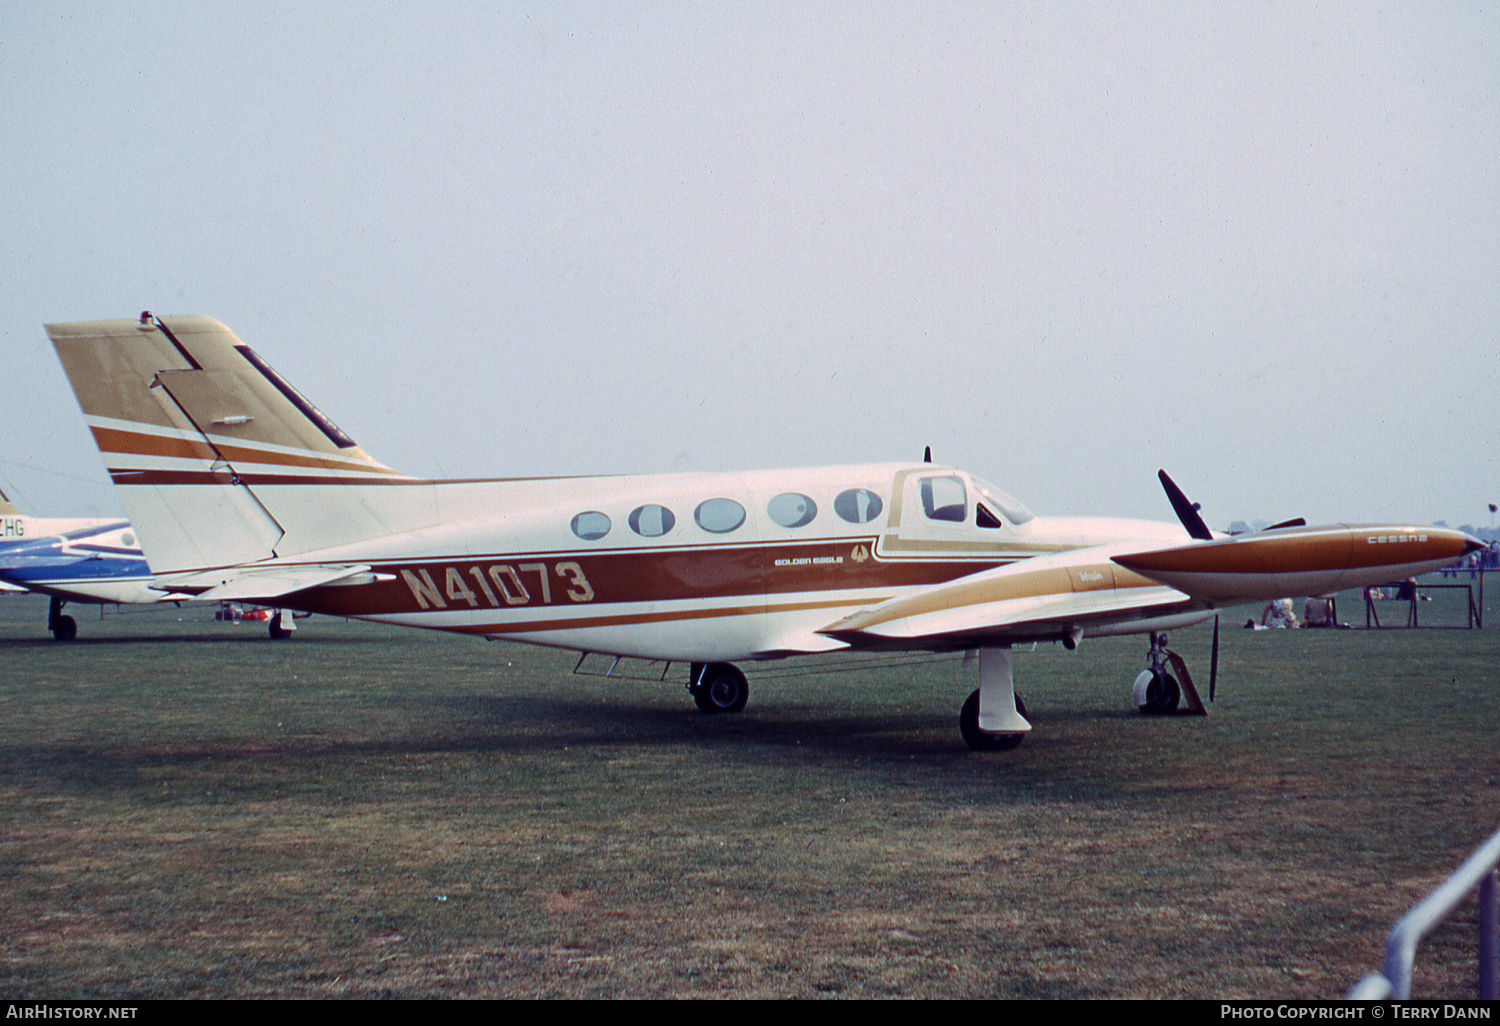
(48, 597), (77, 641)
(958, 646), (1032, 752)
(687, 662), (749, 714)
(267, 610), (296, 640)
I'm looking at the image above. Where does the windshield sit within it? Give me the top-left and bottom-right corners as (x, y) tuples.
(971, 477), (1035, 526)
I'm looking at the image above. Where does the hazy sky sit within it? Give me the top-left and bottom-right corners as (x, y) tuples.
(2, 2), (1496, 531)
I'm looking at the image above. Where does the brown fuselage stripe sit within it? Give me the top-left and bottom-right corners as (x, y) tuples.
(256, 542), (1004, 619)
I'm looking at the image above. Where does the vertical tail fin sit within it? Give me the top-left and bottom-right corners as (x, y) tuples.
(47, 314), (416, 573)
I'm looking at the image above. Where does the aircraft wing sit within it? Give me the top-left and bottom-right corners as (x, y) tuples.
(817, 546), (1198, 649)
(817, 521), (1481, 650)
(154, 564), (378, 603)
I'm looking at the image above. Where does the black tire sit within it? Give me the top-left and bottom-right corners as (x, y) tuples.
(51, 615), (77, 642)
(1139, 671), (1180, 715)
(958, 688), (1027, 752)
(693, 663), (748, 714)
(269, 615), (289, 640)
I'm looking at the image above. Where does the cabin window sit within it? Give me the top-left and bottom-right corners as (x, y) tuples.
(834, 488), (884, 524)
(571, 511), (612, 541)
(628, 504), (676, 538)
(767, 492), (817, 528)
(695, 498), (746, 534)
(920, 475), (967, 523)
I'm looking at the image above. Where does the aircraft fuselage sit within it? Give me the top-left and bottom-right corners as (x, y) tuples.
(177, 462), (1205, 662)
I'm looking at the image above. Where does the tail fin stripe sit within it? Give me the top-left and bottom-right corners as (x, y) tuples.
(91, 425), (218, 464)
(109, 470), (433, 488)
(90, 424), (407, 477)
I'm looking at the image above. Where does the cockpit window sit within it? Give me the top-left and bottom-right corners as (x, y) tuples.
(976, 504), (1002, 529)
(834, 488), (884, 524)
(971, 477), (1035, 525)
(919, 475), (967, 523)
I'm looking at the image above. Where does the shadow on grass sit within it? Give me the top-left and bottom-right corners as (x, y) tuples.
(0, 683), (1217, 818)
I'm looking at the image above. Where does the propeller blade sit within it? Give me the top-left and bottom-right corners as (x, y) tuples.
(1209, 613), (1219, 702)
(1158, 470), (1213, 541)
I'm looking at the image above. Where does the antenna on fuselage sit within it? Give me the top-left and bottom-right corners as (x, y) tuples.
(923, 446), (931, 463)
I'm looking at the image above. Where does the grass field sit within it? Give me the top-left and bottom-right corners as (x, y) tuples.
(1, 577), (1495, 999)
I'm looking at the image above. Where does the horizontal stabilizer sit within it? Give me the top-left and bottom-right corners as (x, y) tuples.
(155, 564), (375, 602)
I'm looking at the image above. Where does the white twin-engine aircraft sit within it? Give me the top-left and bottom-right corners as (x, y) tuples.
(45, 314), (1481, 751)
(0, 488), (185, 639)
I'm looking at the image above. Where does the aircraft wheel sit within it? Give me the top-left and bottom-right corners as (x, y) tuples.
(268, 614), (290, 640)
(693, 663), (748, 714)
(959, 688), (1027, 752)
(50, 615), (78, 642)
(1132, 670), (1180, 715)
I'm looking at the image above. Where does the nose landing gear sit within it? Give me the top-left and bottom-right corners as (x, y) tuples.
(1132, 632), (1208, 716)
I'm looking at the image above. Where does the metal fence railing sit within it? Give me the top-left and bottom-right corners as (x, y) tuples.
(1364, 582), (1482, 629)
(1347, 825), (1500, 999)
